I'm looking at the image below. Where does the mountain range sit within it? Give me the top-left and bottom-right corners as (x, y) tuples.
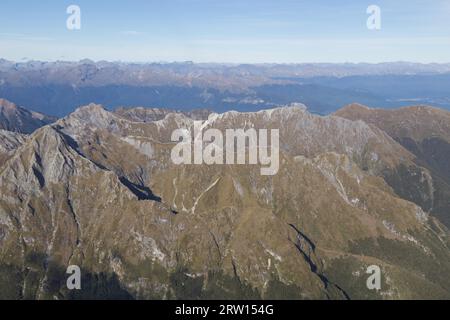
(1, 60), (450, 117)
(0, 98), (449, 299)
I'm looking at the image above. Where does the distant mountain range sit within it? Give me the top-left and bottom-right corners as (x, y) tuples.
(0, 99), (449, 299)
(1, 60), (450, 116)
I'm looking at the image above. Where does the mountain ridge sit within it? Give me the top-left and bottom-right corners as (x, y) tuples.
(0, 98), (56, 134)
(1, 101), (449, 299)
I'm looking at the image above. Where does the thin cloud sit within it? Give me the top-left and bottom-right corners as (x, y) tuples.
(119, 31), (145, 36)
(0, 33), (53, 41)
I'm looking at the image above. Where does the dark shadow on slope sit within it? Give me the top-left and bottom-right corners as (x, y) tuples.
(288, 224), (350, 300)
(32, 167), (45, 188)
(66, 272), (133, 300)
(32, 152), (45, 188)
(0, 252), (134, 300)
(55, 126), (115, 172)
(54, 126), (163, 203)
(119, 176), (162, 202)
(288, 223), (316, 251)
(169, 267), (261, 300)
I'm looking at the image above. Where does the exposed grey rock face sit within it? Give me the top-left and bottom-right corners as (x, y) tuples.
(0, 129), (26, 153)
(0, 129), (26, 166)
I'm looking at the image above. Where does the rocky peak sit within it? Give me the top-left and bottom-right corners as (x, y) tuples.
(57, 103), (118, 133)
(0, 98), (56, 134)
(0, 98), (17, 112)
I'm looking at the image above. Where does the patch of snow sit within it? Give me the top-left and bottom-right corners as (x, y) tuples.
(265, 249), (282, 262)
(232, 178), (244, 197)
(415, 207), (428, 223)
(191, 177), (221, 214)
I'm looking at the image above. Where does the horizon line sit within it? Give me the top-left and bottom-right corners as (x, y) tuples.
(2, 58), (450, 66)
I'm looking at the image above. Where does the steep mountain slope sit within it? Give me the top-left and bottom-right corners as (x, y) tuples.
(0, 98), (56, 134)
(335, 104), (450, 227)
(0, 129), (26, 167)
(0, 103), (449, 300)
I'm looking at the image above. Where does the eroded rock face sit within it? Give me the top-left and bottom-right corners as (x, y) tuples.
(0, 129), (26, 167)
(0, 103), (449, 300)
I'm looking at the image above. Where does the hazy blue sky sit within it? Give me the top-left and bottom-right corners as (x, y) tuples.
(1, 0), (449, 63)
